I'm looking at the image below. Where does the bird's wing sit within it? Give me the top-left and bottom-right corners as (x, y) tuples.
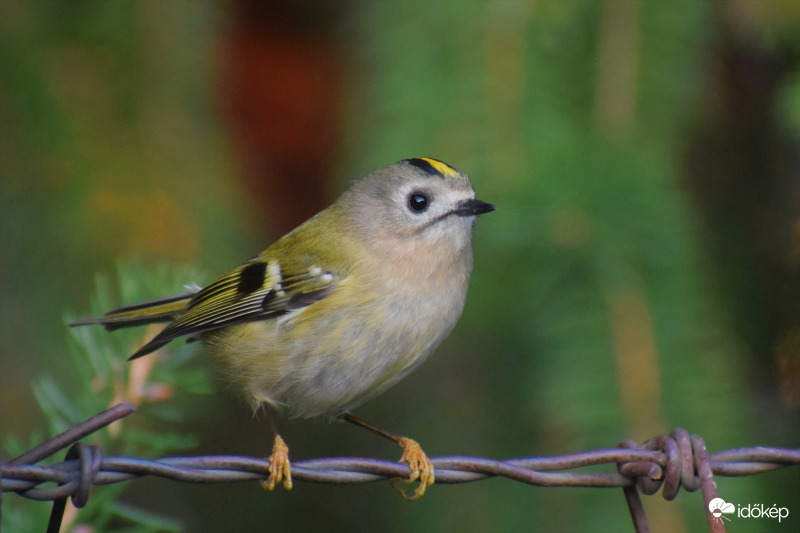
(129, 257), (339, 359)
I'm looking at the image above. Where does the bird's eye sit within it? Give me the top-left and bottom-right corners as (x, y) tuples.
(408, 192), (430, 213)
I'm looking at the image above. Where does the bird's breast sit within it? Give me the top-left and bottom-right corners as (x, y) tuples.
(206, 248), (473, 418)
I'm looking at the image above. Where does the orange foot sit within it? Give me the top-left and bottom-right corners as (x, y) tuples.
(391, 437), (435, 500)
(261, 434), (292, 491)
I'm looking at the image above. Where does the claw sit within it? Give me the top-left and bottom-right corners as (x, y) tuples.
(391, 437), (435, 500)
(261, 434), (292, 491)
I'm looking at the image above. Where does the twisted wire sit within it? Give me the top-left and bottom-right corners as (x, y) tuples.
(2, 404), (798, 533)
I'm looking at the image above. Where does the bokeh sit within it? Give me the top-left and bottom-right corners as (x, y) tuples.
(2, 1), (799, 532)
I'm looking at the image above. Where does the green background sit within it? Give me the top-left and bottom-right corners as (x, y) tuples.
(2, 1), (799, 532)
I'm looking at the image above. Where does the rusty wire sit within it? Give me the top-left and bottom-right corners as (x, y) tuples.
(1, 404), (798, 533)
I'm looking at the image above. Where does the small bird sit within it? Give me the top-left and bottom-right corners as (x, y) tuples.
(71, 157), (494, 499)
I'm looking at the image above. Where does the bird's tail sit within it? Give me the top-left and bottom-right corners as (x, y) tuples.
(69, 291), (196, 331)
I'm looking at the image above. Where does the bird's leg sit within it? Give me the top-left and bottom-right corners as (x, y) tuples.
(342, 413), (434, 500)
(260, 404), (292, 491)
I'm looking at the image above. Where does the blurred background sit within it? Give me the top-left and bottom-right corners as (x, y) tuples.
(2, 0), (800, 531)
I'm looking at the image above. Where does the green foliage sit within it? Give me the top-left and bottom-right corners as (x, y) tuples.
(2, 1), (799, 532)
(343, 2), (792, 532)
(2, 261), (211, 532)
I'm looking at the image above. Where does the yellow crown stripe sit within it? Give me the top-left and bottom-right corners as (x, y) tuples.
(419, 157), (460, 178)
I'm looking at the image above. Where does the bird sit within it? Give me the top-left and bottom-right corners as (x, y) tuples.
(71, 157), (494, 499)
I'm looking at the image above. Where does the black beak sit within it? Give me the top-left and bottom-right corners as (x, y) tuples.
(456, 198), (496, 217)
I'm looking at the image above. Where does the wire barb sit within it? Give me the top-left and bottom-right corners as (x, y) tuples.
(618, 429), (732, 533)
(2, 405), (799, 533)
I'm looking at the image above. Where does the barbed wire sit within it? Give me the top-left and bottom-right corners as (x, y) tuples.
(1, 404), (798, 533)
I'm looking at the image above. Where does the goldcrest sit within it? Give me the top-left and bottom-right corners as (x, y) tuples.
(72, 157), (494, 499)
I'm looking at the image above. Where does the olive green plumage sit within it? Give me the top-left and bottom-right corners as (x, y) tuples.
(72, 157), (494, 419)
